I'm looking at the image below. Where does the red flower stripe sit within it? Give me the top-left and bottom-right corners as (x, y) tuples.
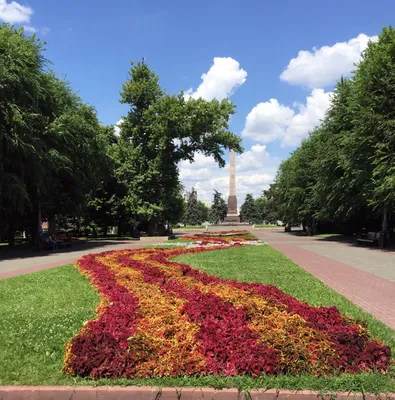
(64, 231), (391, 379)
(63, 253), (141, 378)
(121, 250), (343, 375)
(115, 252), (279, 376)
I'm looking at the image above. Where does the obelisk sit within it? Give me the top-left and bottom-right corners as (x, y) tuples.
(225, 150), (240, 223)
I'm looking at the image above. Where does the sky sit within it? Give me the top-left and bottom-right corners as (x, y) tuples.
(1, 0), (393, 204)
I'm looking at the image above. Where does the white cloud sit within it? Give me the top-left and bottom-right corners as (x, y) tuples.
(41, 27), (50, 36)
(242, 88), (332, 147)
(179, 147), (280, 205)
(280, 34), (378, 88)
(185, 57), (247, 101)
(0, 0), (33, 23)
(23, 25), (36, 33)
(237, 144), (269, 172)
(239, 174), (273, 186)
(114, 119), (123, 136)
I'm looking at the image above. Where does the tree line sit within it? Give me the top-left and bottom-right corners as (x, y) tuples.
(259, 27), (395, 238)
(0, 25), (242, 246)
(181, 188), (228, 226)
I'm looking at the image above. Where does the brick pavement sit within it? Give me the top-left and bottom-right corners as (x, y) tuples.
(251, 229), (395, 329)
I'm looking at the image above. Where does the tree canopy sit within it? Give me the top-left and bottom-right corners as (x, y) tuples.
(0, 25), (107, 244)
(118, 62), (242, 232)
(208, 190), (227, 224)
(0, 27), (242, 244)
(266, 26), (395, 236)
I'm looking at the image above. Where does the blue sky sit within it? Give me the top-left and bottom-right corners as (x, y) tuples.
(1, 0), (393, 203)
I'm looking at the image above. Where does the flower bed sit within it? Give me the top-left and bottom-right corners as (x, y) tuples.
(64, 231), (391, 379)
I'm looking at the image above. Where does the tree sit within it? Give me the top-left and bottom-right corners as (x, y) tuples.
(266, 27), (395, 239)
(0, 25), (108, 245)
(351, 27), (395, 235)
(183, 188), (201, 225)
(254, 197), (267, 224)
(119, 61), (242, 234)
(257, 187), (280, 225)
(208, 190), (227, 224)
(239, 194), (257, 224)
(197, 201), (209, 224)
(0, 25), (47, 244)
(312, 78), (367, 221)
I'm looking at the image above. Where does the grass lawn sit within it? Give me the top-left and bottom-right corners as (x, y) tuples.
(0, 244), (394, 392)
(0, 266), (99, 385)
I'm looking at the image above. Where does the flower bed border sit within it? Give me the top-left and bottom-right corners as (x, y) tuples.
(0, 386), (392, 400)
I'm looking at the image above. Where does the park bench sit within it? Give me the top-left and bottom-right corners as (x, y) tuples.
(40, 233), (72, 250)
(54, 234), (72, 248)
(356, 231), (381, 246)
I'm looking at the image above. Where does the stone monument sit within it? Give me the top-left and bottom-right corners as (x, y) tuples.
(224, 150), (240, 223)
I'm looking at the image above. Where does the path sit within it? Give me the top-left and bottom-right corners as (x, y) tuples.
(0, 237), (165, 279)
(250, 228), (395, 329)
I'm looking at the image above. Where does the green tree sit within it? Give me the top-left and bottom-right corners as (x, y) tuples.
(258, 187), (280, 225)
(0, 26), (46, 243)
(312, 78), (367, 221)
(254, 197), (266, 224)
(208, 190), (227, 224)
(183, 188), (201, 225)
(197, 201), (209, 224)
(0, 26), (107, 245)
(268, 27), (395, 238)
(119, 61), (242, 234)
(352, 27), (395, 232)
(239, 194), (257, 224)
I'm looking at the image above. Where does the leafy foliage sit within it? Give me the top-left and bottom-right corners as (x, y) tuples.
(183, 188), (202, 225)
(0, 25), (109, 242)
(208, 190), (227, 224)
(240, 194), (258, 224)
(268, 27), (395, 234)
(119, 62), (242, 229)
(0, 29), (242, 242)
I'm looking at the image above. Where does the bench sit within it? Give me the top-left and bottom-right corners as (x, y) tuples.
(40, 234), (72, 250)
(57, 239), (72, 248)
(357, 231), (381, 246)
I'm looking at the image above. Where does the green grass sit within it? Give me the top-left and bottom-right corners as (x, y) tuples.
(0, 265), (99, 385)
(0, 245), (394, 393)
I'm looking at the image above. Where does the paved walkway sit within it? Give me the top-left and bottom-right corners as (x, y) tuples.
(250, 228), (395, 329)
(0, 237), (166, 279)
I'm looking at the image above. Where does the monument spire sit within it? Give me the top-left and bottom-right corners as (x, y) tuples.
(224, 149), (240, 223)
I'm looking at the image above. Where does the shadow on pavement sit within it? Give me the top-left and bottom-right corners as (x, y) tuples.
(0, 239), (140, 261)
(278, 230), (395, 253)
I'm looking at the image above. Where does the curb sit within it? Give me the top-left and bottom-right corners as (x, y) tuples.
(0, 387), (393, 400)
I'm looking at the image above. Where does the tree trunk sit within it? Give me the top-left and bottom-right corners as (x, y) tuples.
(117, 219), (123, 236)
(32, 202), (42, 251)
(7, 220), (15, 247)
(48, 216), (56, 235)
(380, 207), (389, 248)
(102, 223), (108, 237)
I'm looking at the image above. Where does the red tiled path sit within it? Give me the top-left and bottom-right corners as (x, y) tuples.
(251, 229), (395, 329)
